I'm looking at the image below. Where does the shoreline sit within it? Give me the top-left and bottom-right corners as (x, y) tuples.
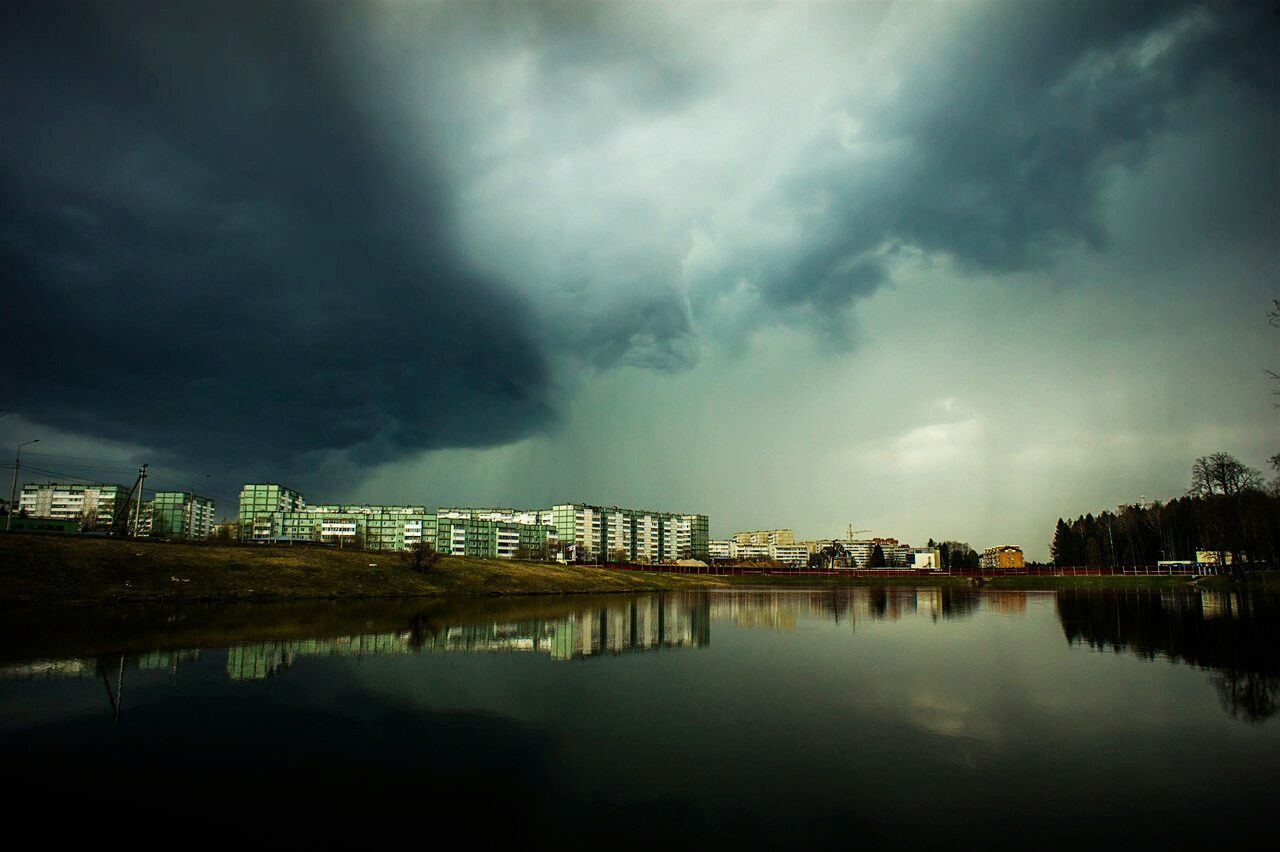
(1, 533), (1273, 606)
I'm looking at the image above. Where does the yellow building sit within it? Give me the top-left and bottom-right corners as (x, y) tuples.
(981, 545), (1025, 571)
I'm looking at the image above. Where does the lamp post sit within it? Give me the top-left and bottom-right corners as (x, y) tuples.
(7, 438), (40, 531)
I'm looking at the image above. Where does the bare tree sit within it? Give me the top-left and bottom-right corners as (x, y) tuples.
(401, 541), (441, 574)
(1189, 452), (1263, 499)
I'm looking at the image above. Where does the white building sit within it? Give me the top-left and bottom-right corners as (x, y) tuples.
(19, 482), (129, 528)
(911, 547), (942, 571)
(769, 544), (810, 567)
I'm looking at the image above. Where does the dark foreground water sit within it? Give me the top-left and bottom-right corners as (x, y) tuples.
(2, 587), (1278, 850)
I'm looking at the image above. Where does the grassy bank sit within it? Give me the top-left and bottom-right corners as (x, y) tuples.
(0, 533), (721, 606)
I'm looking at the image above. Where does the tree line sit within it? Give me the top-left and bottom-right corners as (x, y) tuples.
(1050, 452), (1279, 572)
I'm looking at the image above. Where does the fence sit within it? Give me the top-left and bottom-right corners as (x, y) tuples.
(599, 563), (1230, 577)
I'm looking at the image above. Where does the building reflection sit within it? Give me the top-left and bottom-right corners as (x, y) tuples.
(225, 595), (714, 679)
(708, 587), (982, 631)
(1056, 589), (1280, 723)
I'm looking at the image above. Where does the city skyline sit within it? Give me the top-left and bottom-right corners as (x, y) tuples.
(3, 2), (1277, 561)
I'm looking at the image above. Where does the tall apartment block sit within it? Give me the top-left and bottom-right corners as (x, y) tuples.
(236, 486), (708, 561)
(550, 503), (709, 561)
(18, 482), (129, 528)
(238, 484), (306, 540)
(150, 491), (216, 540)
(436, 508), (556, 558)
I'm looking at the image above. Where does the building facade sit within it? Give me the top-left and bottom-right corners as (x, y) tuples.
(150, 491), (216, 540)
(435, 508), (554, 558)
(911, 547), (943, 570)
(18, 482), (129, 528)
(550, 503), (710, 562)
(238, 484), (305, 540)
(733, 529), (796, 546)
(981, 545), (1025, 571)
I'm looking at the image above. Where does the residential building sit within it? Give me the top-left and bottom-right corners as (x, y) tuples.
(733, 529), (796, 547)
(238, 485), (434, 550)
(911, 547), (943, 571)
(18, 481), (129, 528)
(238, 484), (305, 540)
(981, 545), (1025, 571)
(549, 503), (710, 562)
(769, 544), (810, 567)
(276, 505), (436, 551)
(707, 539), (732, 559)
(150, 492), (215, 541)
(435, 512), (555, 559)
(732, 543), (771, 560)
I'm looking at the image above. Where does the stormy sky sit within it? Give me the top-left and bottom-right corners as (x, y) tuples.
(3, 1), (1277, 556)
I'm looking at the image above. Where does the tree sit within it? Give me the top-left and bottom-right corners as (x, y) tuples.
(609, 548), (630, 564)
(1190, 452), (1264, 574)
(401, 540), (441, 574)
(1190, 452), (1263, 499)
(870, 544), (887, 568)
(1050, 519), (1073, 567)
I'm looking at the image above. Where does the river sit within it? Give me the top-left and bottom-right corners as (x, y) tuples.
(2, 586), (1277, 849)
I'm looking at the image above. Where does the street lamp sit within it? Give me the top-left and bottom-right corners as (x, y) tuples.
(7, 439), (40, 531)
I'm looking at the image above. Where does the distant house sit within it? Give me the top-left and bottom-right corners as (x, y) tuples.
(981, 545), (1025, 571)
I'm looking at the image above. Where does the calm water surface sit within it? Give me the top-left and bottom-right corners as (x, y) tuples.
(2, 587), (1277, 849)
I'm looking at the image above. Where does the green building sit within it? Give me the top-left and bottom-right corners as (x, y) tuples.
(150, 491), (215, 540)
(238, 483), (305, 540)
(435, 510), (555, 559)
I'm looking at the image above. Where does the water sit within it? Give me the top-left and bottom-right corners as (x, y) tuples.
(2, 587), (1277, 850)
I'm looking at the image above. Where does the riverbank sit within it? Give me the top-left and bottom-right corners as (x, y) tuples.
(3, 534), (1273, 605)
(0, 534), (721, 606)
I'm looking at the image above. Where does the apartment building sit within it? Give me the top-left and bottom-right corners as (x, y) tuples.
(770, 544), (810, 567)
(238, 485), (433, 550)
(733, 529), (796, 546)
(436, 507), (555, 558)
(238, 483), (305, 540)
(18, 482), (129, 528)
(981, 545), (1025, 571)
(550, 503), (710, 562)
(707, 540), (808, 566)
(150, 491), (216, 540)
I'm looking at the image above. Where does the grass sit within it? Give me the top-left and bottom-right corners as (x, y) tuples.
(4, 533), (1273, 606)
(0, 533), (722, 606)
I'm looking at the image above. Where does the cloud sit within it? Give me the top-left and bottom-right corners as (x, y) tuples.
(1, 2), (555, 473)
(2, 0), (1275, 483)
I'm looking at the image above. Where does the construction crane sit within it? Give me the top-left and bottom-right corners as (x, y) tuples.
(846, 524), (870, 540)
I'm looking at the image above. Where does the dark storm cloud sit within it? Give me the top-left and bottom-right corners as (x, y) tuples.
(1, 2), (554, 470)
(4, 0), (1277, 479)
(712, 0), (1280, 334)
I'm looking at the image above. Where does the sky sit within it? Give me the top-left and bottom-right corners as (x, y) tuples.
(2, 1), (1277, 558)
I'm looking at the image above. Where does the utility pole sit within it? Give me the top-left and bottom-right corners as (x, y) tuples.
(7, 438), (39, 531)
(131, 464), (148, 538)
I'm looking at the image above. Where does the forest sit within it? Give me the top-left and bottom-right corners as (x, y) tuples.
(1050, 452), (1279, 571)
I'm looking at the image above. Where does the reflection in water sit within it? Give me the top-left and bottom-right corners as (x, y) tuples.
(226, 595), (714, 680)
(0, 588), (983, 689)
(1056, 589), (1280, 723)
(2, 587), (1278, 849)
(708, 586), (980, 629)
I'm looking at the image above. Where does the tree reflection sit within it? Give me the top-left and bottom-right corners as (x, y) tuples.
(1056, 590), (1280, 723)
